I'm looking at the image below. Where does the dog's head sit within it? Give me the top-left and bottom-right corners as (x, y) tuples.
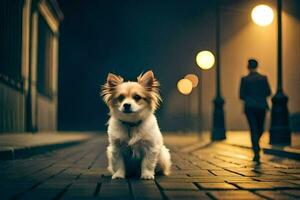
(101, 70), (161, 122)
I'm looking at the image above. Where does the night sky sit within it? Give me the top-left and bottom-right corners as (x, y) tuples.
(57, 0), (217, 131)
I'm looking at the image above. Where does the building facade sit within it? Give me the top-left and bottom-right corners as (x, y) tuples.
(0, 0), (63, 133)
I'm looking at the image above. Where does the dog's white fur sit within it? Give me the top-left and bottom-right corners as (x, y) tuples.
(101, 70), (171, 179)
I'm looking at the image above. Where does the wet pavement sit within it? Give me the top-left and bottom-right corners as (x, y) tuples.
(0, 134), (299, 199)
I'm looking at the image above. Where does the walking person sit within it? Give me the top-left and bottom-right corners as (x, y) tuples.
(239, 59), (271, 162)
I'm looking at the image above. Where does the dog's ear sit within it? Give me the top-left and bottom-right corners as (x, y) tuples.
(107, 73), (124, 87)
(137, 70), (158, 89)
(137, 70), (161, 109)
(101, 73), (123, 104)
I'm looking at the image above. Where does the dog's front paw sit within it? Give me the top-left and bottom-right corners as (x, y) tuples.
(112, 170), (125, 179)
(141, 171), (155, 180)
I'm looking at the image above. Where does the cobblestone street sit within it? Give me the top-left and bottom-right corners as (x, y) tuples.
(0, 135), (300, 200)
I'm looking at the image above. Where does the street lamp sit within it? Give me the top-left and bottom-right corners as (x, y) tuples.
(196, 51), (215, 70)
(185, 74), (199, 88)
(251, 5), (274, 26)
(251, 1), (291, 145)
(177, 78), (193, 95)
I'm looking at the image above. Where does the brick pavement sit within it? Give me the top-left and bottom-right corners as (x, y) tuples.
(0, 135), (300, 200)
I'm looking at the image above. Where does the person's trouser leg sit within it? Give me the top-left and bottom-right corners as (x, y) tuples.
(245, 108), (260, 155)
(256, 109), (266, 141)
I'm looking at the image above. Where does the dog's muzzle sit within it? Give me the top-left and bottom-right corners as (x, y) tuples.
(123, 103), (133, 113)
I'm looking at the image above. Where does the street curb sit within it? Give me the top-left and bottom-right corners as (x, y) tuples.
(0, 138), (93, 160)
(226, 143), (300, 161)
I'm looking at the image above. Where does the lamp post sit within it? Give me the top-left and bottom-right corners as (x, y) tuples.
(270, 0), (291, 144)
(196, 47), (226, 140)
(211, 0), (226, 140)
(195, 0), (225, 140)
(196, 50), (215, 136)
(251, 1), (291, 145)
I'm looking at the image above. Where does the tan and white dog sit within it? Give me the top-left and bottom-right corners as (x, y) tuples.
(101, 70), (171, 179)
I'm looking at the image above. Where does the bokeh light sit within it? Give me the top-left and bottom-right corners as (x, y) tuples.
(177, 79), (193, 95)
(251, 5), (274, 26)
(196, 51), (215, 70)
(185, 74), (199, 88)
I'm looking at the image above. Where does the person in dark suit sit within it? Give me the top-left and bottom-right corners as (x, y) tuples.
(239, 59), (271, 162)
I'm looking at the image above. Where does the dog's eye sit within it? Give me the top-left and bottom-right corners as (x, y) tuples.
(133, 94), (142, 101)
(117, 95), (125, 102)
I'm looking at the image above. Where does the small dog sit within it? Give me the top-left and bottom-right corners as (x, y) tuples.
(101, 70), (171, 179)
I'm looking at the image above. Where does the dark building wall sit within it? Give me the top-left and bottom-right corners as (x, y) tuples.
(0, 0), (23, 79)
(0, 0), (63, 133)
(0, 83), (26, 132)
(0, 0), (25, 132)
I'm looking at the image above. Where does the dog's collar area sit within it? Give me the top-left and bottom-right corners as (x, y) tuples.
(119, 120), (142, 128)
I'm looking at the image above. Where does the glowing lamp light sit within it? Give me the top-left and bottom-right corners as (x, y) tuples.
(177, 79), (193, 95)
(196, 51), (215, 70)
(185, 74), (199, 88)
(251, 5), (274, 26)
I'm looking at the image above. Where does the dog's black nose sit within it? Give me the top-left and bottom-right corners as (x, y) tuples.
(123, 103), (131, 112)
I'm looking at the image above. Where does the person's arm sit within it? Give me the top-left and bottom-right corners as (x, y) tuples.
(239, 78), (246, 100)
(264, 77), (271, 97)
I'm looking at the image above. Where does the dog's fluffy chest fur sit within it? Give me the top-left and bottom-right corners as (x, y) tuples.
(108, 114), (163, 156)
(114, 137), (152, 159)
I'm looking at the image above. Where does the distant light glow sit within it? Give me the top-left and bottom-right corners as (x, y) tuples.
(185, 74), (199, 88)
(196, 51), (215, 70)
(177, 79), (193, 95)
(251, 5), (274, 26)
